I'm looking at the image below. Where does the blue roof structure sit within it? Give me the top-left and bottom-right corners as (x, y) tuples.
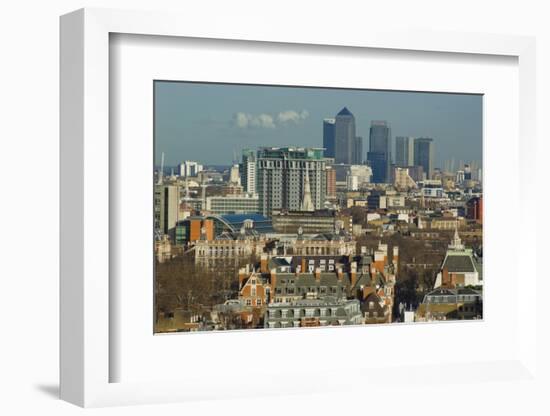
(337, 107), (353, 117)
(206, 213), (274, 234)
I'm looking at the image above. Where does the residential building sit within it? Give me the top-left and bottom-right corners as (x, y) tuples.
(256, 147), (327, 216)
(264, 298), (362, 328)
(325, 166), (336, 200)
(240, 149), (257, 195)
(178, 160), (203, 177)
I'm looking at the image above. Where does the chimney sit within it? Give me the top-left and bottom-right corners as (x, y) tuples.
(301, 258), (306, 274)
(270, 268), (277, 293)
(351, 261), (358, 287)
(442, 267), (450, 287)
(315, 267), (321, 282)
(260, 254), (268, 273)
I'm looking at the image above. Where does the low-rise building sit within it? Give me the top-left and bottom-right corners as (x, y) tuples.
(434, 227), (482, 288)
(415, 287), (483, 321)
(264, 298), (363, 328)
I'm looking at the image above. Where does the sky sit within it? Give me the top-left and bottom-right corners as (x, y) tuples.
(154, 81), (482, 170)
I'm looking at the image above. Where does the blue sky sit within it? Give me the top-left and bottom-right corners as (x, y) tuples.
(154, 81), (482, 169)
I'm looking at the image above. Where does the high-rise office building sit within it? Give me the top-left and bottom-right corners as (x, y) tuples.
(256, 147), (327, 216)
(353, 136), (363, 164)
(334, 107), (356, 164)
(240, 149), (257, 195)
(395, 136), (415, 167)
(367, 121), (391, 183)
(154, 184), (180, 237)
(323, 118), (336, 159)
(414, 138), (435, 180)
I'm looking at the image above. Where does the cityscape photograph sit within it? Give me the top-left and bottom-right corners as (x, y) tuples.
(153, 81), (483, 333)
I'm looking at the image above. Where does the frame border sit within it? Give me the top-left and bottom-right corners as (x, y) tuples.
(60, 7), (537, 407)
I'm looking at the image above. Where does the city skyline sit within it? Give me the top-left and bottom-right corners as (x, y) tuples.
(154, 81), (483, 169)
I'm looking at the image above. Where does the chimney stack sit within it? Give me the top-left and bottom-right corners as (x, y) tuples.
(260, 254), (268, 273)
(315, 267), (321, 282)
(270, 268), (277, 293)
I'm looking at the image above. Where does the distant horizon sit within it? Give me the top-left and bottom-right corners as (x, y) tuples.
(154, 81), (483, 171)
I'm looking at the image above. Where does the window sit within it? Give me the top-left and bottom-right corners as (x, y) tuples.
(246, 299), (252, 306)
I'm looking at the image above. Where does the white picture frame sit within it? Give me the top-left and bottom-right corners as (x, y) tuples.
(60, 7), (539, 408)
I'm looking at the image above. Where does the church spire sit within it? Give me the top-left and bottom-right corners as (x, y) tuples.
(449, 219), (464, 250)
(301, 164), (314, 212)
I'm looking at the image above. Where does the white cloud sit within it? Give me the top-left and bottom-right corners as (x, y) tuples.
(233, 112), (275, 129)
(233, 109), (308, 129)
(277, 110), (309, 124)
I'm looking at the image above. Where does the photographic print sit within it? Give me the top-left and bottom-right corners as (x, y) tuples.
(153, 81), (483, 333)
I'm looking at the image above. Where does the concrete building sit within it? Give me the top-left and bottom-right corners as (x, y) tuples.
(256, 147), (327, 216)
(393, 167), (417, 190)
(346, 165), (372, 191)
(178, 160), (203, 178)
(205, 194), (260, 215)
(229, 164), (241, 185)
(271, 209), (348, 234)
(240, 149), (257, 196)
(154, 184), (180, 237)
(325, 166), (337, 201)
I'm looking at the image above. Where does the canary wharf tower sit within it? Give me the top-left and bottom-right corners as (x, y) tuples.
(334, 107), (356, 164)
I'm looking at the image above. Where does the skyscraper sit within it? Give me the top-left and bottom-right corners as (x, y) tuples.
(154, 184), (180, 236)
(323, 118), (336, 159)
(353, 136), (363, 164)
(414, 138), (435, 180)
(395, 136), (415, 167)
(256, 147), (327, 216)
(334, 107), (356, 164)
(240, 149), (257, 195)
(367, 120), (391, 183)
